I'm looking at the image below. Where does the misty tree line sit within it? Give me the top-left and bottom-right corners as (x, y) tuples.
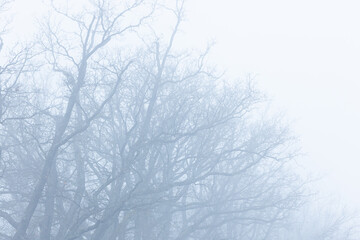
(0, 0), (358, 239)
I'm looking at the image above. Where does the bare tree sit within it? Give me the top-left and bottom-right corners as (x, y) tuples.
(0, 0), (154, 239)
(62, 2), (305, 239)
(1, 1), (358, 240)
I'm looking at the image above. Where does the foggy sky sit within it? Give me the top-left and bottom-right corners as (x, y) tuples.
(183, 0), (360, 207)
(9, 0), (360, 207)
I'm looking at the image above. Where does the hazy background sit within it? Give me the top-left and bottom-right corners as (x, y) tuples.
(184, 0), (360, 207)
(8, 0), (360, 207)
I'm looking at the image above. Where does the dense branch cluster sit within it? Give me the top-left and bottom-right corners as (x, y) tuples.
(0, 0), (358, 239)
